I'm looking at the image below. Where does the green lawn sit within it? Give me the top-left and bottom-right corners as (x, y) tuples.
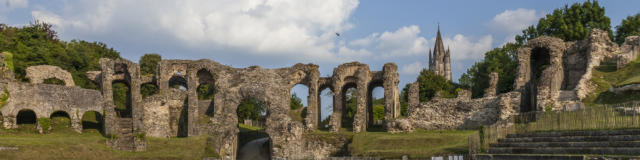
(349, 129), (476, 158)
(584, 59), (640, 105)
(0, 125), (208, 160)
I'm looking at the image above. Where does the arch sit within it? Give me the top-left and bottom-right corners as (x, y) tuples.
(25, 65), (75, 86)
(289, 84), (308, 124)
(112, 80), (132, 118)
(197, 69), (215, 100)
(367, 80), (385, 131)
(17, 109), (37, 124)
(522, 47), (551, 112)
(340, 82), (357, 130)
(169, 75), (188, 91)
(236, 97), (271, 160)
(318, 87), (333, 130)
(43, 78), (66, 86)
(50, 110), (71, 129)
(81, 111), (104, 133)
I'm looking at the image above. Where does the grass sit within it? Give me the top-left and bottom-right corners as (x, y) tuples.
(585, 59), (640, 104)
(349, 129), (476, 158)
(0, 124), (209, 160)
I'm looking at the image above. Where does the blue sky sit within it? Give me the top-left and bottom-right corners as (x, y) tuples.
(1, 0), (639, 119)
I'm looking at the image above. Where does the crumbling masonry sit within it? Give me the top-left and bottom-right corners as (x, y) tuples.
(0, 55), (399, 158)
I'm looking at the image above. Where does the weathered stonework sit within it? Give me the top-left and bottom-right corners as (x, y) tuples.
(616, 36), (640, 69)
(26, 65), (75, 86)
(484, 72), (498, 97)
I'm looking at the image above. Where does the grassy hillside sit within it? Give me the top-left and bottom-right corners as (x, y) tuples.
(584, 57), (640, 105)
(349, 130), (475, 158)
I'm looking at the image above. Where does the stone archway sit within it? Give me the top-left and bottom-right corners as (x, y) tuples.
(17, 109), (37, 124)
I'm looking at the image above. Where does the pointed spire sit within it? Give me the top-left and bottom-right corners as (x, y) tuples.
(428, 49), (433, 70)
(434, 24), (445, 61)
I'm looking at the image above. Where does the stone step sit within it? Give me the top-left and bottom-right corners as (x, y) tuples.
(491, 141), (640, 148)
(488, 147), (640, 155)
(498, 135), (640, 143)
(474, 154), (585, 160)
(506, 129), (640, 138)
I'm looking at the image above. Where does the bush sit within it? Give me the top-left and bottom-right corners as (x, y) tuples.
(37, 118), (50, 133)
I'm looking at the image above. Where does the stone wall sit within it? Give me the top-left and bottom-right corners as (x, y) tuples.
(0, 81), (104, 132)
(406, 92), (520, 130)
(26, 65), (75, 86)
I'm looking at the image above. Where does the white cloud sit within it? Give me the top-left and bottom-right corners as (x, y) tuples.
(347, 25), (429, 59)
(443, 34), (493, 60)
(400, 61), (425, 75)
(29, 0), (359, 62)
(490, 8), (540, 43)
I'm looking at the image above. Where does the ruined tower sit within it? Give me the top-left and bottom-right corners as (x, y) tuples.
(428, 26), (452, 81)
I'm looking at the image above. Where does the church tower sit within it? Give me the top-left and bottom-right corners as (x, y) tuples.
(428, 25), (452, 81)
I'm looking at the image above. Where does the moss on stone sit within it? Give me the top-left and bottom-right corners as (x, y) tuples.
(0, 86), (9, 110)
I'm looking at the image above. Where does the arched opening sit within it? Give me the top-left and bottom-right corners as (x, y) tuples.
(367, 82), (385, 132)
(318, 87), (332, 130)
(523, 47), (551, 112)
(43, 78), (65, 86)
(236, 97), (271, 160)
(50, 111), (71, 130)
(141, 83), (159, 99)
(17, 109), (37, 124)
(169, 75), (188, 91)
(289, 84), (308, 124)
(197, 69), (215, 117)
(341, 83), (357, 131)
(82, 111), (104, 134)
(112, 81), (132, 118)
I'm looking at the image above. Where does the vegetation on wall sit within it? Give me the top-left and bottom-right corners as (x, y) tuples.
(139, 53), (161, 76)
(43, 78), (65, 86)
(614, 13), (640, 44)
(0, 86), (9, 109)
(0, 22), (121, 90)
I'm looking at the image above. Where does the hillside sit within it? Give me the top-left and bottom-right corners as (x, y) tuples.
(583, 57), (640, 105)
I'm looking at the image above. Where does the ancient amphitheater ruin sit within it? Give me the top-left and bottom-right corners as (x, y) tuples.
(0, 29), (639, 159)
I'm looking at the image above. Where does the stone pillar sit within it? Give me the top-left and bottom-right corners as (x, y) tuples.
(484, 72), (499, 97)
(71, 113), (82, 133)
(329, 89), (342, 132)
(316, 90), (322, 128)
(305, 80), (318, 130)
(383, 63), (400, 119)
(408, 82), (419, 116)
(187, 71), (199, 136)
(99, 58), (117, 136)
(353, 70), (369, 133)
(130, 64), (144, 136)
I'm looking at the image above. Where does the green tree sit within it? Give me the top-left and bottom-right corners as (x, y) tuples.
(141, 83), (159, 98)
(614, 13), (640, 44)
(372, 105), (384, 122)
(0, 21), (120, 89)
(416, 69), (457, 102)
(237, 98), (266, 122)
(459, 43), (519, 98)
(515, 0), (612, 45)
(399, 84), (410, 117)
(290, 93), (303, 110)
(139, 53), (161, 76)
(197, 83), (215, 100)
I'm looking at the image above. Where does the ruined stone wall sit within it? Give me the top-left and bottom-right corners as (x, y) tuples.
(26, 65), (75, 86)
(406, 92), (520, 130)
(0, 81), (104, 132)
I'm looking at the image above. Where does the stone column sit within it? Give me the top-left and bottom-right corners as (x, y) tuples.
(187, 71), (199, 136)
(353, 70), (369, 133)
(130, 64), (144, 135)
(408, 82), (419, 117)
(484, 72), (499, 97)
(305, 80), (318, 130)
(329, 88), (342, 132)
(383, 63), (400, 119)
(99, 58), (117, 136)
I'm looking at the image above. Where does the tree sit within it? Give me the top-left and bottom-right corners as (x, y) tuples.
(290, 93), (303, 110)
(0, 21), (120, 89)
(237, 98), (266, 122)
(614, 13), (640, 44)
(459, 43), (518, 98)
(416, 69), (457, 102)
(515, 0), (612, 45)
(139, 53), (161, 76)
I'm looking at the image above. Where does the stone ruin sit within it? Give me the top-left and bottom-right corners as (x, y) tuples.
(0, 28), (637, 159)
(392, 29), (640, 132)
(0, 55), (400, 158)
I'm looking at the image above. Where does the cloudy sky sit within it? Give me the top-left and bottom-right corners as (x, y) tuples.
(2, 0), (639, 119)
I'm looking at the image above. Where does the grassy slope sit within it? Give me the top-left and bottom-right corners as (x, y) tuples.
(0, 125), (207, 160)
(349, 130), (476, 158)
(584, 57), (640, 105)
